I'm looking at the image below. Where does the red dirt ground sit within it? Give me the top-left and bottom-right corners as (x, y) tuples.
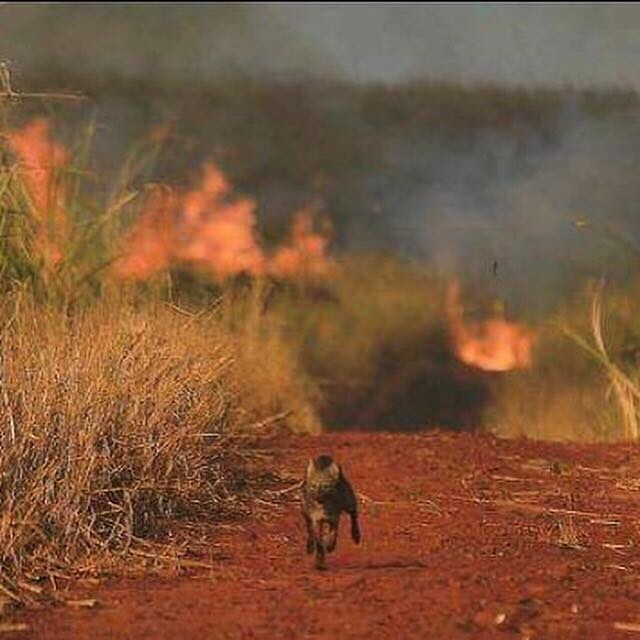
(16, 430), (640, 639)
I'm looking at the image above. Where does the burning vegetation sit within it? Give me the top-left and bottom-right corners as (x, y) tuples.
(0, 115), (634, 443)
(270, 206), (333, 279)
(6, 117), (70, 269)
(114, 162), (333, 282)
(446, 280), (536, 372)
(5, 119), (334, 286)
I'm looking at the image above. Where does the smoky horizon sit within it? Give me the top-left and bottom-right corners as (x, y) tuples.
(2, 4), (640, 88)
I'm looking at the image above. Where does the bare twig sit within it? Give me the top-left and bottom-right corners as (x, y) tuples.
(0, 90), (88, 102)
(245, 411), (293, 431)
(265, 480), (303, 497)
(443, 493), (628, 521)
(357, 492), (441, 513)
(0, 62), (88, 103)
(129, 549), (216, 570)
(614, 622), (640, 633)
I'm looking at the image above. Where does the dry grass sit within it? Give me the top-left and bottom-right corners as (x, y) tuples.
(0, 104), (320, 602)
(579, 281), (640, 440)
(488, 279), (640, 443)
(219, 279), (321, 435)
(0, 291), (317, 601)
(554, 515), (584, 550)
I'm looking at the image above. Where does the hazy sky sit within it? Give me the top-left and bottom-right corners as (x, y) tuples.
(1, 3), (640, 86)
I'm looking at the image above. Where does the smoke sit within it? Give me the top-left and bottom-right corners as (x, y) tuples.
(273, 4), (640, 87)
(0, 4), (340, 84)
(358, 109), (640, 313)
(2, 4), (640, 86)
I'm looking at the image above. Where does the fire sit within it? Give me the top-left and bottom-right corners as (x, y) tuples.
(5, 120), (333, 283)
(6, 118), (69, 266)
(112, 186), (179, 280)
(175, 163), (268, 279)
(115, 163), (267, 280)
(270, 207), (333, 279)
(115, 162), (331, 282)
(445, 280), (535, 372)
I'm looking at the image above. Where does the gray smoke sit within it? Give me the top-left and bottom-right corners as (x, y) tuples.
(2, 4), (640, 86)
(273, 4), (640, 87)
(0, 4), (339, 84)
(376, 114), (640, 308)
(353, 109), (640, 312)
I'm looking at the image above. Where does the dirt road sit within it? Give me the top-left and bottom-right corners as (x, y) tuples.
(20, 430), (640, 639)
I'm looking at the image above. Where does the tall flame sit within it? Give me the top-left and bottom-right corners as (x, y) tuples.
(6, 118), (69, 266)
(445, 280), (535, 372)
(5, 121), (333, 282)
(174, 162), (268, 279)
(112, 186), (179, 280)
(115, 162), (331, 282)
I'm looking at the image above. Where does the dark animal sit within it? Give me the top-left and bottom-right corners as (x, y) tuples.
(301, 454), (361, 570)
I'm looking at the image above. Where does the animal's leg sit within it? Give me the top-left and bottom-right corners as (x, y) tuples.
(350, 510), (361, 544)
(342, 478), (362, 544)
(314, 521), (327, 570)
(303, 512), (314, 554)
(327, 518), (339, 553)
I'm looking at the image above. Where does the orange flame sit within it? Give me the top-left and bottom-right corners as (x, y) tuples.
(6, 118), (69, 266)
(115, 162), (331, 282)
(112, 186), (179, 280)
(445, 280), (535, 372)
(270, 207), (333, 279)
(176, 163), (268, 278)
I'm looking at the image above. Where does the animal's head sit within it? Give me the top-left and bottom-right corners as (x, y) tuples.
(306, 455), (341, 494)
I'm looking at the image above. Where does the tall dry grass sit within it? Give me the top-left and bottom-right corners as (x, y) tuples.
(0, 106), (319, 603)
(0, 291), (317, 601)
(564, 280), (640, 440)
(220, 279), (321, 435)
(260, 255), (457, 428)
(487, 277), (640, 443)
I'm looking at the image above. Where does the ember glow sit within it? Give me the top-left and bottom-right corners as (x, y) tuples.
(6, 118), (69, 266)
(445, 280), (535, 372)
(115, 162), (331, 282)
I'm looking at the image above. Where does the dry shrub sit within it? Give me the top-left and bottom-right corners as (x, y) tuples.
(487, 369), (609, 442)
(265, 255), (451, 428)
(219, 280), (321, 435)
(231, 313), (321, 436)
(487, 280), (640, 443)
(0, 293), (318, 598)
